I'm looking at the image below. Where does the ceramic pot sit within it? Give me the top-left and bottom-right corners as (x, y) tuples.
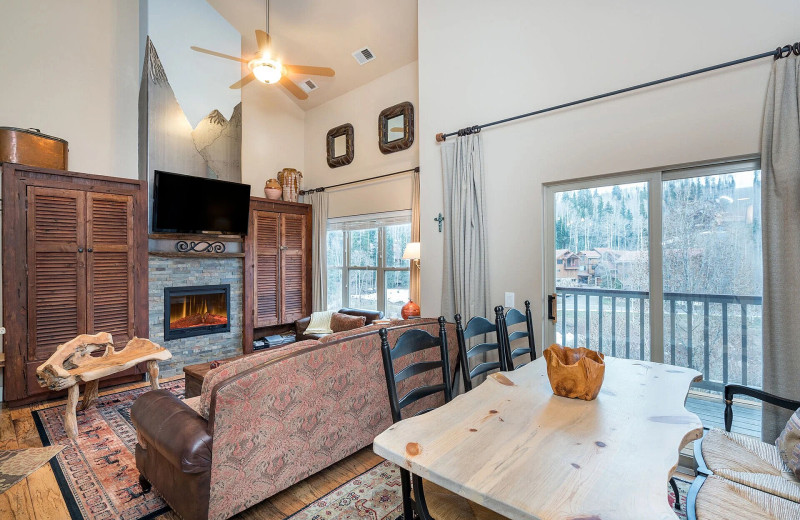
(278, 168), (303, 202)
(401, 300), (421, 319)
(543, 344), (605, 401)
(264, 179), (282, 200)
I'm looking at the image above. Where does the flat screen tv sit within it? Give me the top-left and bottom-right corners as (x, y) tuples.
(152, 170), (251, 235)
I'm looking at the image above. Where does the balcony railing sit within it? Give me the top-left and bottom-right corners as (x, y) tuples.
(556, 287), (762, 393)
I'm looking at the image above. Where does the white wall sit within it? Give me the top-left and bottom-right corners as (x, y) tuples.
(418, 0), (800, 330)
(241, 82), (306, 195)
(0, 0), (140, 179)
(303, 62), (419, 217)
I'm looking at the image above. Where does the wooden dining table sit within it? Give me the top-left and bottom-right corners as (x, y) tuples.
(373, 356), (703, 520)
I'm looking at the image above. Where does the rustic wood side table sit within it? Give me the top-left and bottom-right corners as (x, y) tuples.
(36, 333), (172, 440)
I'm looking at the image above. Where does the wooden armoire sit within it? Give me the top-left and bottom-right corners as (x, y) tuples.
(2, 164), (148, 405)
(243, 197), (312, 351)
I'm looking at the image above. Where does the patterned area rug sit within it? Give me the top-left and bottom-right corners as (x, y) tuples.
(32, 379), (184, 520)
(0, 446), (64, 494)
(288, 460), (403, 520)
(287, 463), (691, 520)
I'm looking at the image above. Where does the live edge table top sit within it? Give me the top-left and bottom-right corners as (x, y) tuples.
(373, 357), (703, 520)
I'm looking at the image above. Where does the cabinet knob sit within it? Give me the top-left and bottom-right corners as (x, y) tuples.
(87, 248), (93, 253)
(78, 248), (84, 253)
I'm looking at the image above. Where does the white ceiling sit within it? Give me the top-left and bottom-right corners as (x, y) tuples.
(206, 0), (418, 110)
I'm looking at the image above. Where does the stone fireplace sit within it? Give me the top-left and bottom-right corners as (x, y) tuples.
(149, 257), (243, 377)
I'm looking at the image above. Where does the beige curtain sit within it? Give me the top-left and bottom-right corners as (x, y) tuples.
(410, 169), (421, 304)
(761, 53), (800, 442)
(441, 133), (490, 320)
(305, 191), (328, 312)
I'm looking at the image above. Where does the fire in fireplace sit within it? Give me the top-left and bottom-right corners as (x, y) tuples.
(164, 284), (231, 340)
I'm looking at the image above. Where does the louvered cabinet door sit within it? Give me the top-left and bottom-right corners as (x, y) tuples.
(26, 187), (86, 364)
(254, 211), (280, 327)
(86, 193), (135, 345)
(280, 213), (307, 323)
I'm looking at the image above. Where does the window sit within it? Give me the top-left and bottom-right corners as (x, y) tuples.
(327, 211), (411, 318)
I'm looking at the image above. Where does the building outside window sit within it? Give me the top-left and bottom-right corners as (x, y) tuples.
(326, 211), (411, 318)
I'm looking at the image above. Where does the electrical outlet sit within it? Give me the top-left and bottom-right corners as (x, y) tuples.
(504, 292), (515, 309)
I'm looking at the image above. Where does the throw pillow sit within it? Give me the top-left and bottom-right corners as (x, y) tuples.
(330, 312), (366, 333)
(304, 310), (334, 334)
(777, 407), (800, 479)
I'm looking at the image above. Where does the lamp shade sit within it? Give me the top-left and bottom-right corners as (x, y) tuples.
(402, 242), (420, 260)
(249, 57), (282, 84)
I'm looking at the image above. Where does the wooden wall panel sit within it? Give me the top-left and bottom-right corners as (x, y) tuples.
(280, 214), (307, 323)
(243, 197), (312, 353)
(86, 193), (135, 344)
(26, 187), (85, 363)
(1, 163), (147, 405)
(254, 211), (280, 327)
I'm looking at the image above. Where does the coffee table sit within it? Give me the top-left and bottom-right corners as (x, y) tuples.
(373, 356), (703, 520)
(36, 333), (171, 440)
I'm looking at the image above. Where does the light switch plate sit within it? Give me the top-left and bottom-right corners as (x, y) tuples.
(504, 292), (515, 309)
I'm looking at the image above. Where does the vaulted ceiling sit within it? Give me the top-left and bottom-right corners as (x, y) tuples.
(206, 0), (418, 110)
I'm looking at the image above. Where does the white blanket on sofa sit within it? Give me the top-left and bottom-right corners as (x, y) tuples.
(304, 310), (334, 334)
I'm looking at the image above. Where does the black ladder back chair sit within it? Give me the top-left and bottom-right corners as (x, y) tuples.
(379, 317), (453, 520)
(498, 300), (537, 370)
(455, 309), (508, 391)
(723, 384), (800, 433)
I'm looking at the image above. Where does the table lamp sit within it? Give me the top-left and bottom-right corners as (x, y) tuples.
(401, 242), (421, 319)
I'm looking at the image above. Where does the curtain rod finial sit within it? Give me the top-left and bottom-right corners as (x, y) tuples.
(435, 133), (446, 143)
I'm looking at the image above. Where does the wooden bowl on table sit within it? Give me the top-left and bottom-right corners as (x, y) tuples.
(543, 344), (605, 401)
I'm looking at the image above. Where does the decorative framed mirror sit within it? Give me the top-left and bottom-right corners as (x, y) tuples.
(378, 101), (414, 154)
(326, 123), (354, 168)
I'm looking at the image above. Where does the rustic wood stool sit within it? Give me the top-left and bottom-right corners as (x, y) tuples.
(36, 333), (172, 440)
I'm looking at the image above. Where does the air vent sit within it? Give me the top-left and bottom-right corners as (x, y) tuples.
(299, 79), (318, 93)
(352, 47), (375, 65)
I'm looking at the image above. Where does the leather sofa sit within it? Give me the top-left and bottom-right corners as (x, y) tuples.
(294, 307), (384, 341)
(131, 318), (456, 520)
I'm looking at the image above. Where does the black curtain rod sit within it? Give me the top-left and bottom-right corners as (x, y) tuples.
(299, 166), (419, 195)
(435, 41), (800, 142)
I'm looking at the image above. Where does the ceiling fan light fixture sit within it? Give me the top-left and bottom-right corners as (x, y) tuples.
(249, 57), (282, 84)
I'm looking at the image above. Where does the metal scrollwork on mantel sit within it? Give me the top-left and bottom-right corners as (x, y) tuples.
(175, 240), (226, 253)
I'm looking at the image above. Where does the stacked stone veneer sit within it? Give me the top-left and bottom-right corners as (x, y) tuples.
(149, 257), (243, 376)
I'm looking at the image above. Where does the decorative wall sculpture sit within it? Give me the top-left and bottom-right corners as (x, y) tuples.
(139, 0), (242, 212)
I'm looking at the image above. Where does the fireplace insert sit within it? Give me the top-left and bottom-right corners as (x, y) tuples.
(164, 284), (230, 340)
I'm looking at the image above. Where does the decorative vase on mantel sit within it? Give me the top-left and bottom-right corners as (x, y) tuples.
(401, 299), (421, 320)
(264, 178), (282, 200)
(278, 168), (303, 202)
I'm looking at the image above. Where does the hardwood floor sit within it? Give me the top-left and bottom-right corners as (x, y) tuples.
(0, 377), (385, 520)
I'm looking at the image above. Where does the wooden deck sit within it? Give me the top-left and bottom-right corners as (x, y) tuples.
(685, 390), (761, 437)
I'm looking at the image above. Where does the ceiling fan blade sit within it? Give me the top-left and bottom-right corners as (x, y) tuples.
(191, 46), (247, 63)
(255, 30), (271, 54)
(230, 72), (256, 89)
(279, 76), (308, 100)
(284, 65), (335, 77)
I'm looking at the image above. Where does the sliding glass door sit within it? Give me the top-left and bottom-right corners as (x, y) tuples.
(544, 159), (762, 392)
(661, 166), (762, 391)
(550, 179), (652, 360)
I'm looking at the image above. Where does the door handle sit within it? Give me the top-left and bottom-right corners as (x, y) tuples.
(547, 293), (557, 322)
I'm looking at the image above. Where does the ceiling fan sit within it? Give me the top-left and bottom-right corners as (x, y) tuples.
(190, 1), (334, 100)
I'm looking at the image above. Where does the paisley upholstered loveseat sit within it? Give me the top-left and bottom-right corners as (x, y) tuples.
(131, 318), (457, 520)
